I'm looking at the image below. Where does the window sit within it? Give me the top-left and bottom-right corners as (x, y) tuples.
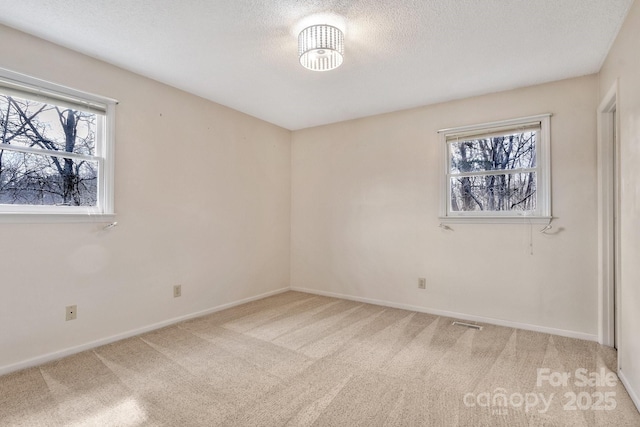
(439, 114), (551, 223)
(0, 68), (116, 220)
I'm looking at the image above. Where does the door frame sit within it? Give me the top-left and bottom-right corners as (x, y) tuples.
(597, 80), (619, 349)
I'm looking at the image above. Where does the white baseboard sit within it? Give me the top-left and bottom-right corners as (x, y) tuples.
(290, 287), (597, 342)
(0, 287), (289, 376)
(1, 285), (601, 377)
(619, 369), (640, 414)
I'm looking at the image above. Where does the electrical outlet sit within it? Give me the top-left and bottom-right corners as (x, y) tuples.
(418, 278), (426, 289)
(66, 305), (77, 321)
(173, 285), (182, 298)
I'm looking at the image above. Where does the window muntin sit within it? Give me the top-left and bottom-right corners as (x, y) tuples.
(440, 115), (551, 221)
(0, 69), (115, 216)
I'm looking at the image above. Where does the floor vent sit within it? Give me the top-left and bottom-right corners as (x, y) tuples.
(452, 321), (483, 330)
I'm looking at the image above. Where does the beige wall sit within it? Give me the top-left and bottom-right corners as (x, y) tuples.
(599, 0), (640, 408)
(0, 24), (292, 372)
(291, 75), (599, 338)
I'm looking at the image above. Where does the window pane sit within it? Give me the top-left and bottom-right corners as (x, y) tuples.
(0, 93), (96, 156)
(450, 131), (536, 174)
(450, 173), (536, 212)
(0, 150), (97, 206)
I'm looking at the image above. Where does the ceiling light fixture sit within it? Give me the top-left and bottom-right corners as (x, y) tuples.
(298, 24), (344, 72)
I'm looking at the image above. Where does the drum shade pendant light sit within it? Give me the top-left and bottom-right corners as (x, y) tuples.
(298, 24), (344, 71)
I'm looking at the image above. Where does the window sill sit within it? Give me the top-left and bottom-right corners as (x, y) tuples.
(0, 213), (116, 224)
(439, 216), (552, 225)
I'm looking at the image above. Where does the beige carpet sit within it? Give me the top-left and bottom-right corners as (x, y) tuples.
(1, 291), (638, 426)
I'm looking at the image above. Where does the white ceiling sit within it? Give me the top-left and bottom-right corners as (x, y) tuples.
(0, 1), (633, 130)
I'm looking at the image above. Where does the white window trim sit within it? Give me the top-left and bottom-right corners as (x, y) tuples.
(438, 114), (552, 224)
(0, 68), (117, 223)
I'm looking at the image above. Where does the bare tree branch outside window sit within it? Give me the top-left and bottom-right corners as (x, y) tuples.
(449, 131), (537, 213)
(0, 94), (97, 207)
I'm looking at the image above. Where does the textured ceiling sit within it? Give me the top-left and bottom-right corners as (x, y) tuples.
(0, 0), (634, 130)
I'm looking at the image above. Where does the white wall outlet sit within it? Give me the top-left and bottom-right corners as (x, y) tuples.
(418, 278), (427, 289)
(66, 305), (77, 321)
(173, 285), (182, 298)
